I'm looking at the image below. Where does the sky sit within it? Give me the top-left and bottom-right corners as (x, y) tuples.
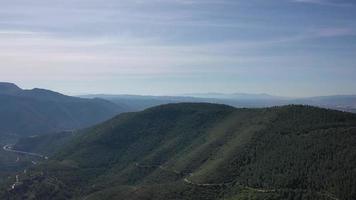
(0, 0), (355, 97)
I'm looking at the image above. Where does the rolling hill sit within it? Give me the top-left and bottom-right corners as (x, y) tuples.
(0, 82), (129, 137)
(2, 103), (356, 200)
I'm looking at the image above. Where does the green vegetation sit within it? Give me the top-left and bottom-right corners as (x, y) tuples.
(13, 131), (76, 156)
(0, 137), (41, 193)
(1, 103), (355, 200)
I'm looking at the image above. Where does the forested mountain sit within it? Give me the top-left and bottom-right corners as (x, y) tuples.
(2, 103), (356, 200)
(0, 82), (128, 137)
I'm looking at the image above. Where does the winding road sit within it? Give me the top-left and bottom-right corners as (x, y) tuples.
(2, 144), (48, 159)
(2, 144), (49, 190)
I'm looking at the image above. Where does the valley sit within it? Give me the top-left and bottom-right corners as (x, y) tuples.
(1, 0), (356, 198)
(0, 103), (355, 200)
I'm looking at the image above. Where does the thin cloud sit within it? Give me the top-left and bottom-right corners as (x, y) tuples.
(316, 28), (356, 37)
(0, 0), (355, 96)
(293, 0), (354, 7)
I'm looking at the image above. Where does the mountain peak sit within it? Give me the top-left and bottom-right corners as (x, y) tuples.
(0, 82), (22, 94)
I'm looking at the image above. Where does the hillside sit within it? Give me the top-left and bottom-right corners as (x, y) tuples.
(0, 82), (129, 137)
(2, 103), (356, 200)
(13, 131), (76, 156)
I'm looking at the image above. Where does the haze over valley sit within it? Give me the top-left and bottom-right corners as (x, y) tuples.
(0, 0), (356, 199)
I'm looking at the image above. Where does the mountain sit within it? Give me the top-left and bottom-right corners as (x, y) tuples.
(2, 103), (356, 200)
(182, 92), (287, 100)
(81, 93), (356, 113)
(80, 94), (221, 111)
(0, 82), (129, 137)
(80, 94), (289, 111)
(0, 82), (22, 95)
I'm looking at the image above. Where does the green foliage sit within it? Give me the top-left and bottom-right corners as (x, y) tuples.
(2, 103), (356, 200)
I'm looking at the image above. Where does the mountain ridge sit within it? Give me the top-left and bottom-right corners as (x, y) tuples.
(80, 93), (356, 113)
(3, 103), (356, 200)
(0, 82), (129, 137)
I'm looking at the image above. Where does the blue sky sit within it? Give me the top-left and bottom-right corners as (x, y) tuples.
(0, 0), (355, 97)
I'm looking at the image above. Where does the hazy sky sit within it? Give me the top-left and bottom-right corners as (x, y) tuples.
(0, 0), (356, 97)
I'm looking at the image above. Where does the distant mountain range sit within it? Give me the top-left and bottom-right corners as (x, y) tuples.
(2, 81), (355, 138)
(0, 82), (128, 137)
(81, 93), (356, 113)
(181, 92), (288, 100)
(1, 84), (356, 199)
(4, 103), (356, 200)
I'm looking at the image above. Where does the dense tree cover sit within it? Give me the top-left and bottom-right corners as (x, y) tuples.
(1, 103), (355, 200)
